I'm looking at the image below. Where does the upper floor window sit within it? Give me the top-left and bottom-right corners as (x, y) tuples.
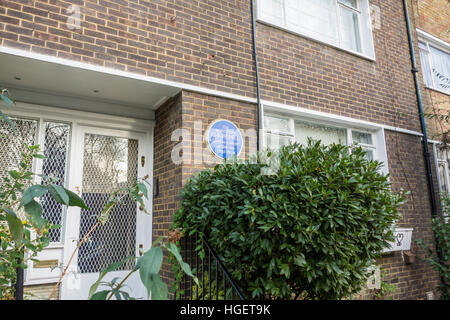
(418, 38), (450, 95)
(256, 0), (375, 59)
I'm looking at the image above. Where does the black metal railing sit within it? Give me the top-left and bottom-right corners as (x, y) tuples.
(177, 233), (245, 300)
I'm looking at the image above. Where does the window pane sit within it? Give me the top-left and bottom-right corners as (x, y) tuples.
(264, 114), (291, 133)
(430, 45), (450, 94)
(293, 0), (339, 45)
(294, 121), (347, 146)
(340, 0), (358, 9)
(259, 0), (284, 25)
(41, 122), (71, 243)
(363, 148), (374, 161)
(419, 42), (434, 88)
(0, 118), (37, 177)
(340, 6), (361, 52)
(437, 147), (450, 161)
(78, 135), (138, 273)
(352, 131), (373, 145)
(265, 133), (292, 149)
(0, 118), (37, 221)
(439, 162), (448, 193)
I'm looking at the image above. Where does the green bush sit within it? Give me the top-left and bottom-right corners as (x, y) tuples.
(417, 193), (450, 300)
(173, 140), (406, 300)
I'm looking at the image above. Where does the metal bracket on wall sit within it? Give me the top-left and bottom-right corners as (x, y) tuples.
(153, 177), (159, 197)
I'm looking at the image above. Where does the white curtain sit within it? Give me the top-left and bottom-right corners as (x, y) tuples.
(259, 0), (285, 25)
(419, 42), (434, 88)
(295, 0), (339, 45)
(294, 121), (347, 146)
(264, 114), (291, 133)
(430, 46), (450, 94)
(339, 5), (361, 52)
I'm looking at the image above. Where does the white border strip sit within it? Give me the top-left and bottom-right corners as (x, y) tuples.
(0, 46), (257, 105)
(0, 46), (424, 137)
(262, 99), (424, 136)
(416, 29), (450, 53)
(1, 101), (155, 132)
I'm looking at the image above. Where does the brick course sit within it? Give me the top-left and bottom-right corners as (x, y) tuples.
(412, 0), (450, 142)
(1, 0), (444, 299)
(0, 0), (438, 131)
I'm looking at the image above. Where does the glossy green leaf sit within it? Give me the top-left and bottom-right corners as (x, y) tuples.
(48, 184), (69, 205)
(139, 247), (163, 297)
(20, 185), (47, 207)
(90, 290), (110, 300)
(137, 183), (148, 199)
(88, 255), (135, 299)
(64, 188), (89, 209)
(3, 207), (23, 246)
(24, 200), (46, 229)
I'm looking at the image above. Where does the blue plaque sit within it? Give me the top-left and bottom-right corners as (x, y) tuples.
(207, 120), (243, 159)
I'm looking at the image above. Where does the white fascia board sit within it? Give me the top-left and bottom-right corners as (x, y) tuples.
(0, 46), (424, 137)
(416, 29), (450, 53)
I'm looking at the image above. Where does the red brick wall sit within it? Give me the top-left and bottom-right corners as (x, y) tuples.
(181, 91), (258, 182)
(0, 0), (443, 300)
(153, 92), (183, 287)
(354, 132), (441, 300)
(413, 0), (450, 43)
(0, 0), (256, 97)
(153, 90), (257, 290)
(255, 0), (423, 132)
(0, 0), (433, 132)
(412, 0), (450, 142)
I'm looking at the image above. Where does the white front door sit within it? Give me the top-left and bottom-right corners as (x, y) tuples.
(60, 125), (151, 300)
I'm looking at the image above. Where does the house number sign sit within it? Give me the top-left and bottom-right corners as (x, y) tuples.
(383, 228), (413, 252)
(207, 119), (243, 159)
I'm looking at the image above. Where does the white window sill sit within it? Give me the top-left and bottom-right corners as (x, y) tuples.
(256, 18), (376, 62)
(424, 85), (450, 97)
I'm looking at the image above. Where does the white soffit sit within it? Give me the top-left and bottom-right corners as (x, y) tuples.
(0, 52), (181, 119)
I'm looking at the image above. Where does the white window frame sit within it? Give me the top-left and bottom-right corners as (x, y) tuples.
(264, 113), (377, 157)
(256, 0), (376, 60)
(417, 29), (450, 96)
(433, 143), (450, 221)
(261, 104), (389, 175)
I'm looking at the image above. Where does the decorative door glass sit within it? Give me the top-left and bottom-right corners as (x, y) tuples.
(77, 134), (139, 274)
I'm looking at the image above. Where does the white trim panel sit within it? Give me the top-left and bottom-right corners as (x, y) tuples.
(0, 46), (425, 138)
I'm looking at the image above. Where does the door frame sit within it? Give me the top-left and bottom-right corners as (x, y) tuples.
(1, 102), (155, 292)
(61, 125), (152, 300)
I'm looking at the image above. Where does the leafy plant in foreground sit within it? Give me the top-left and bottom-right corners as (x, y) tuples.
(88, 228), (199, 300)
(0, 90), (87, 299)
(173, 140), (407, 300)
(416, 192), (450, 300)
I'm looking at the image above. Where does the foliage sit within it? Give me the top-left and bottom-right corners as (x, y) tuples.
(0, 143), (86, 299)
(173, 140), (407, 300)
(88, 230), (198, 300)
(189, 273), (235, 300)
(0, 92), (87, 299)
(416, 193), (450, 300)
(48, 175), (154, 299)
(1, 87), (196, 301)
(0, 88), (15, 128)
(371, 268), (396, 300)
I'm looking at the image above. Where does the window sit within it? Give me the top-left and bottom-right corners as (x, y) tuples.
(257, 0), (375, 58)
(263, 113), (377, 161)
(0, 116), (71, 243)
(437, 147), (450, 194)
(419, 40), (450, 95)
(436, 146), (450, 220)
